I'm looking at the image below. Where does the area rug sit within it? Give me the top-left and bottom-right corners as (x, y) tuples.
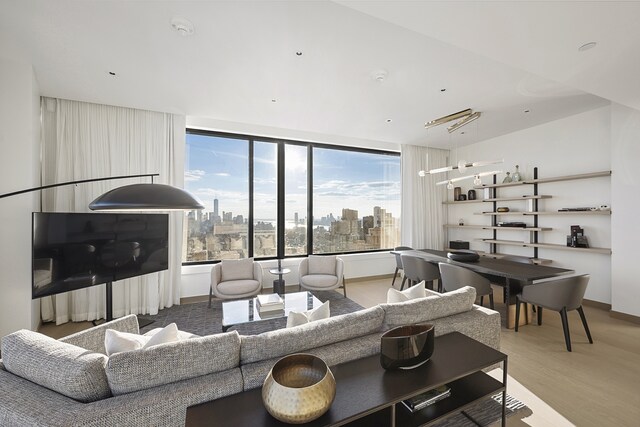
(139, 290), (363, 336)
(432, 392), (532, 427)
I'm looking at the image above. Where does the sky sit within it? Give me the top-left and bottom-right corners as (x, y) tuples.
(184, 133), (401, 220)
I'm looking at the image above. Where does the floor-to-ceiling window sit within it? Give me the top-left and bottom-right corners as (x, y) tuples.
(183, 129), (400, 264)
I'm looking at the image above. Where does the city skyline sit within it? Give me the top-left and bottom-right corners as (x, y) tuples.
(184, 134), (401, 220)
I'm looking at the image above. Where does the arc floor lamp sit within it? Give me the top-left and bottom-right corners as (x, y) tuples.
(1, 173), (204, 325)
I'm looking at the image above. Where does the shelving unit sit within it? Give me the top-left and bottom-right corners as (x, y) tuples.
(444, 168), (612, 262)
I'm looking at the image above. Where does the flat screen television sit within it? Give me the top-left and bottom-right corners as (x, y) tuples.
(32, 212), (169, 299)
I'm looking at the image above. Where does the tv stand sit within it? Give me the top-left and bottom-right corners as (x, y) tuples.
(91, 281), (155, 328)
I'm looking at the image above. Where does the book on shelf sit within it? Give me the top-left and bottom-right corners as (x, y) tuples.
(402, 385), (451, 413)
(256, 293), (284, 312)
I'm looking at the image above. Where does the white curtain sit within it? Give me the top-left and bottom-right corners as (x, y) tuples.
(40, 97), (185, 325)
(401, 145), (449, 250)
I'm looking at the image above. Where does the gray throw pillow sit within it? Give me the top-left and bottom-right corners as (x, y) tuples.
(307, 255), (336, 275)
(221, 258), (254, 281)
(1, 329), (111, 403)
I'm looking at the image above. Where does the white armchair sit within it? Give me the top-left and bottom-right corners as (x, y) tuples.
(208, 258), (263, 307)
(298, 255), (346, 297)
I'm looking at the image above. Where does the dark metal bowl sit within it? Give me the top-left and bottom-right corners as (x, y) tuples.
(447, 250), (480, 262)
(380, 324), (435, 370)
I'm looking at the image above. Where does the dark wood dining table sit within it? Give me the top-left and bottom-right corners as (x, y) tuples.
(391, 249), (574, 326)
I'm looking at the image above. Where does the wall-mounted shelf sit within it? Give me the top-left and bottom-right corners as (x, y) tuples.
(442, 199), (485, 205)
(474, 170), (611, 189)
(482, 195), (551, 202)
(475, 210), (611, 216)
(445, 167), (612, 263)
(478, 239), (612, 255)
(445, 224), (551, 231)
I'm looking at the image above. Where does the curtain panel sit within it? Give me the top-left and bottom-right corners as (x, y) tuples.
(40, 97), (185, 325)
(400, 145), (448, 250)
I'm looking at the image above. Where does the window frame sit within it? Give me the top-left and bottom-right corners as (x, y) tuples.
(182, 128), (400, 265)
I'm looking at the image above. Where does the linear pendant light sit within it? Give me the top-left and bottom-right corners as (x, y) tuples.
(419, 159), (503, 176)
(424, 108), (472, 129)
(436, 170), (503, 189)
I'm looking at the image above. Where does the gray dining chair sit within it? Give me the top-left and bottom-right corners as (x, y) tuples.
(392, 246), (413, 289)
(438, 263), (494, 309)
(400, 254), (440, 291)
(515, 274), (593, 352)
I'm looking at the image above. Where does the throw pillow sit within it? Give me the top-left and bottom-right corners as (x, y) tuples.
(221, 258), (255, 281)
(104, 323), (180, 356)
(286, 300), (330, 328)
(387, 280), (427, 303)
(307, 255), (336, 275)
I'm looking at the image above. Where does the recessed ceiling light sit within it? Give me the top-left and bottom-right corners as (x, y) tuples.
(440, 88), (446, 92)
(296, 51), (303, 56)
(524, 109), (530, 113)
(578, 42), (597, 52)
(461, 131), (465, 135)
(171, 17), (195, 36)
(372, 69), (388, 82)
(386, 119), (392, 123)
(108, 71), (116, 76)
(271, 99), (277, 103)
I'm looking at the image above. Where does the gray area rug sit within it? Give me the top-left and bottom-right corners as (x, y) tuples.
(139, 290), (363, 336)
(432, 392), (532, 427)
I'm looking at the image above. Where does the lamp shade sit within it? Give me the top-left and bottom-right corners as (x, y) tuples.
(89, 183), (204, 211)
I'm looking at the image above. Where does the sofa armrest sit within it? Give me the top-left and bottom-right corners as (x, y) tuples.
(59, 314), (139, 355)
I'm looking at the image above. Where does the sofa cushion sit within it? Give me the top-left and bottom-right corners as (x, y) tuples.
(300, 274), (338, 288)
(1, 329), (110, 403)
(104, 323), (183, 356)
(380, 286), (476, 328)
(106, 330), (241, 395)
(387, 280), (426, 303)
(240, 305), (385, 364)
(221, 258), (254, 281)
(59, 314), (139, 354)
(307, 255), (336, 275)
(287, 300), (330, 328)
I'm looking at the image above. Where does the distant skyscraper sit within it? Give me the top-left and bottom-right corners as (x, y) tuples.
(213, 198), (219, 217)
(294, 212), (299, 225)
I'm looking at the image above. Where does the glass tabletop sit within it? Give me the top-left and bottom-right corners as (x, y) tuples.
(222, 291), (321, 328)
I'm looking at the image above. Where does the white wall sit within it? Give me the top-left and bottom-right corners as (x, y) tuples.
(0, 59), (41, 337)
(181, 252), (395, 298)
(610, 103), (640, 318)
(448, 106), (612, 304)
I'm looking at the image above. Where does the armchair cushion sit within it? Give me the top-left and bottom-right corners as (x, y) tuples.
(308, 255), (337, 275)
(221, 258), (254, 281)
(300, 274), (338, 288)
(217, 279), (261, 296)
(1, 330), (111, 403)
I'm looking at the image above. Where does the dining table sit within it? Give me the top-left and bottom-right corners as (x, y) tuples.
(391, 249), (575, 327)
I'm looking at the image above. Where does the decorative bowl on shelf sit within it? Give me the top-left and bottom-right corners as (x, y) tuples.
(262, 353), (336, 424)
(380, 324), (435, 370)
(447, 250), (480, 262)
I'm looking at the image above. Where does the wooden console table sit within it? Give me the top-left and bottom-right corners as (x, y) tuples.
(185, 332), (508, 426)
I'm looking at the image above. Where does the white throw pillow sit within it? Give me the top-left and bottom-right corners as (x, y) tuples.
(104, 323), (180, 356)
(104, 329), (148, 356)
(143, 323), (179, 349)
(221, 258), (254, 281)
(286, 301), (330, 328)
(387, 281), (427, 303)
(307, 255), (336, 275)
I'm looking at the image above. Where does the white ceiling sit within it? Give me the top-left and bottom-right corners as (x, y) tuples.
(1, 0), (630, 149)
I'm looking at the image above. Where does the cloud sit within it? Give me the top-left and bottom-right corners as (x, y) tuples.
(214, 172), (230, 177)
(184, 169), (206, 182)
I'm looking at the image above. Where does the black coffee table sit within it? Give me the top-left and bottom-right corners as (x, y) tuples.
(185, 332), (508, 426)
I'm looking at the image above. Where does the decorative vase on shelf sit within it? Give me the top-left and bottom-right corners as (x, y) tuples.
(502, 172), (512, 183)
(512, 165), (522, 182)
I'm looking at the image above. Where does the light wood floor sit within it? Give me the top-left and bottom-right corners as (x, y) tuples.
(347, 278), (640, 427)
(38, 279), (640, 426)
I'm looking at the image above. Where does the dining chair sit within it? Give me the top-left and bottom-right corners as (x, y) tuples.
(438, 263), (494, 309)
(400, 254), (440, 291)
(392, 246), (413, 288)
(515, 274), (593, 352)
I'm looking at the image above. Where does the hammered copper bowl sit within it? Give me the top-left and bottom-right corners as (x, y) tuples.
(262, 353), (336, 424)
(380, 324), (435, 370)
